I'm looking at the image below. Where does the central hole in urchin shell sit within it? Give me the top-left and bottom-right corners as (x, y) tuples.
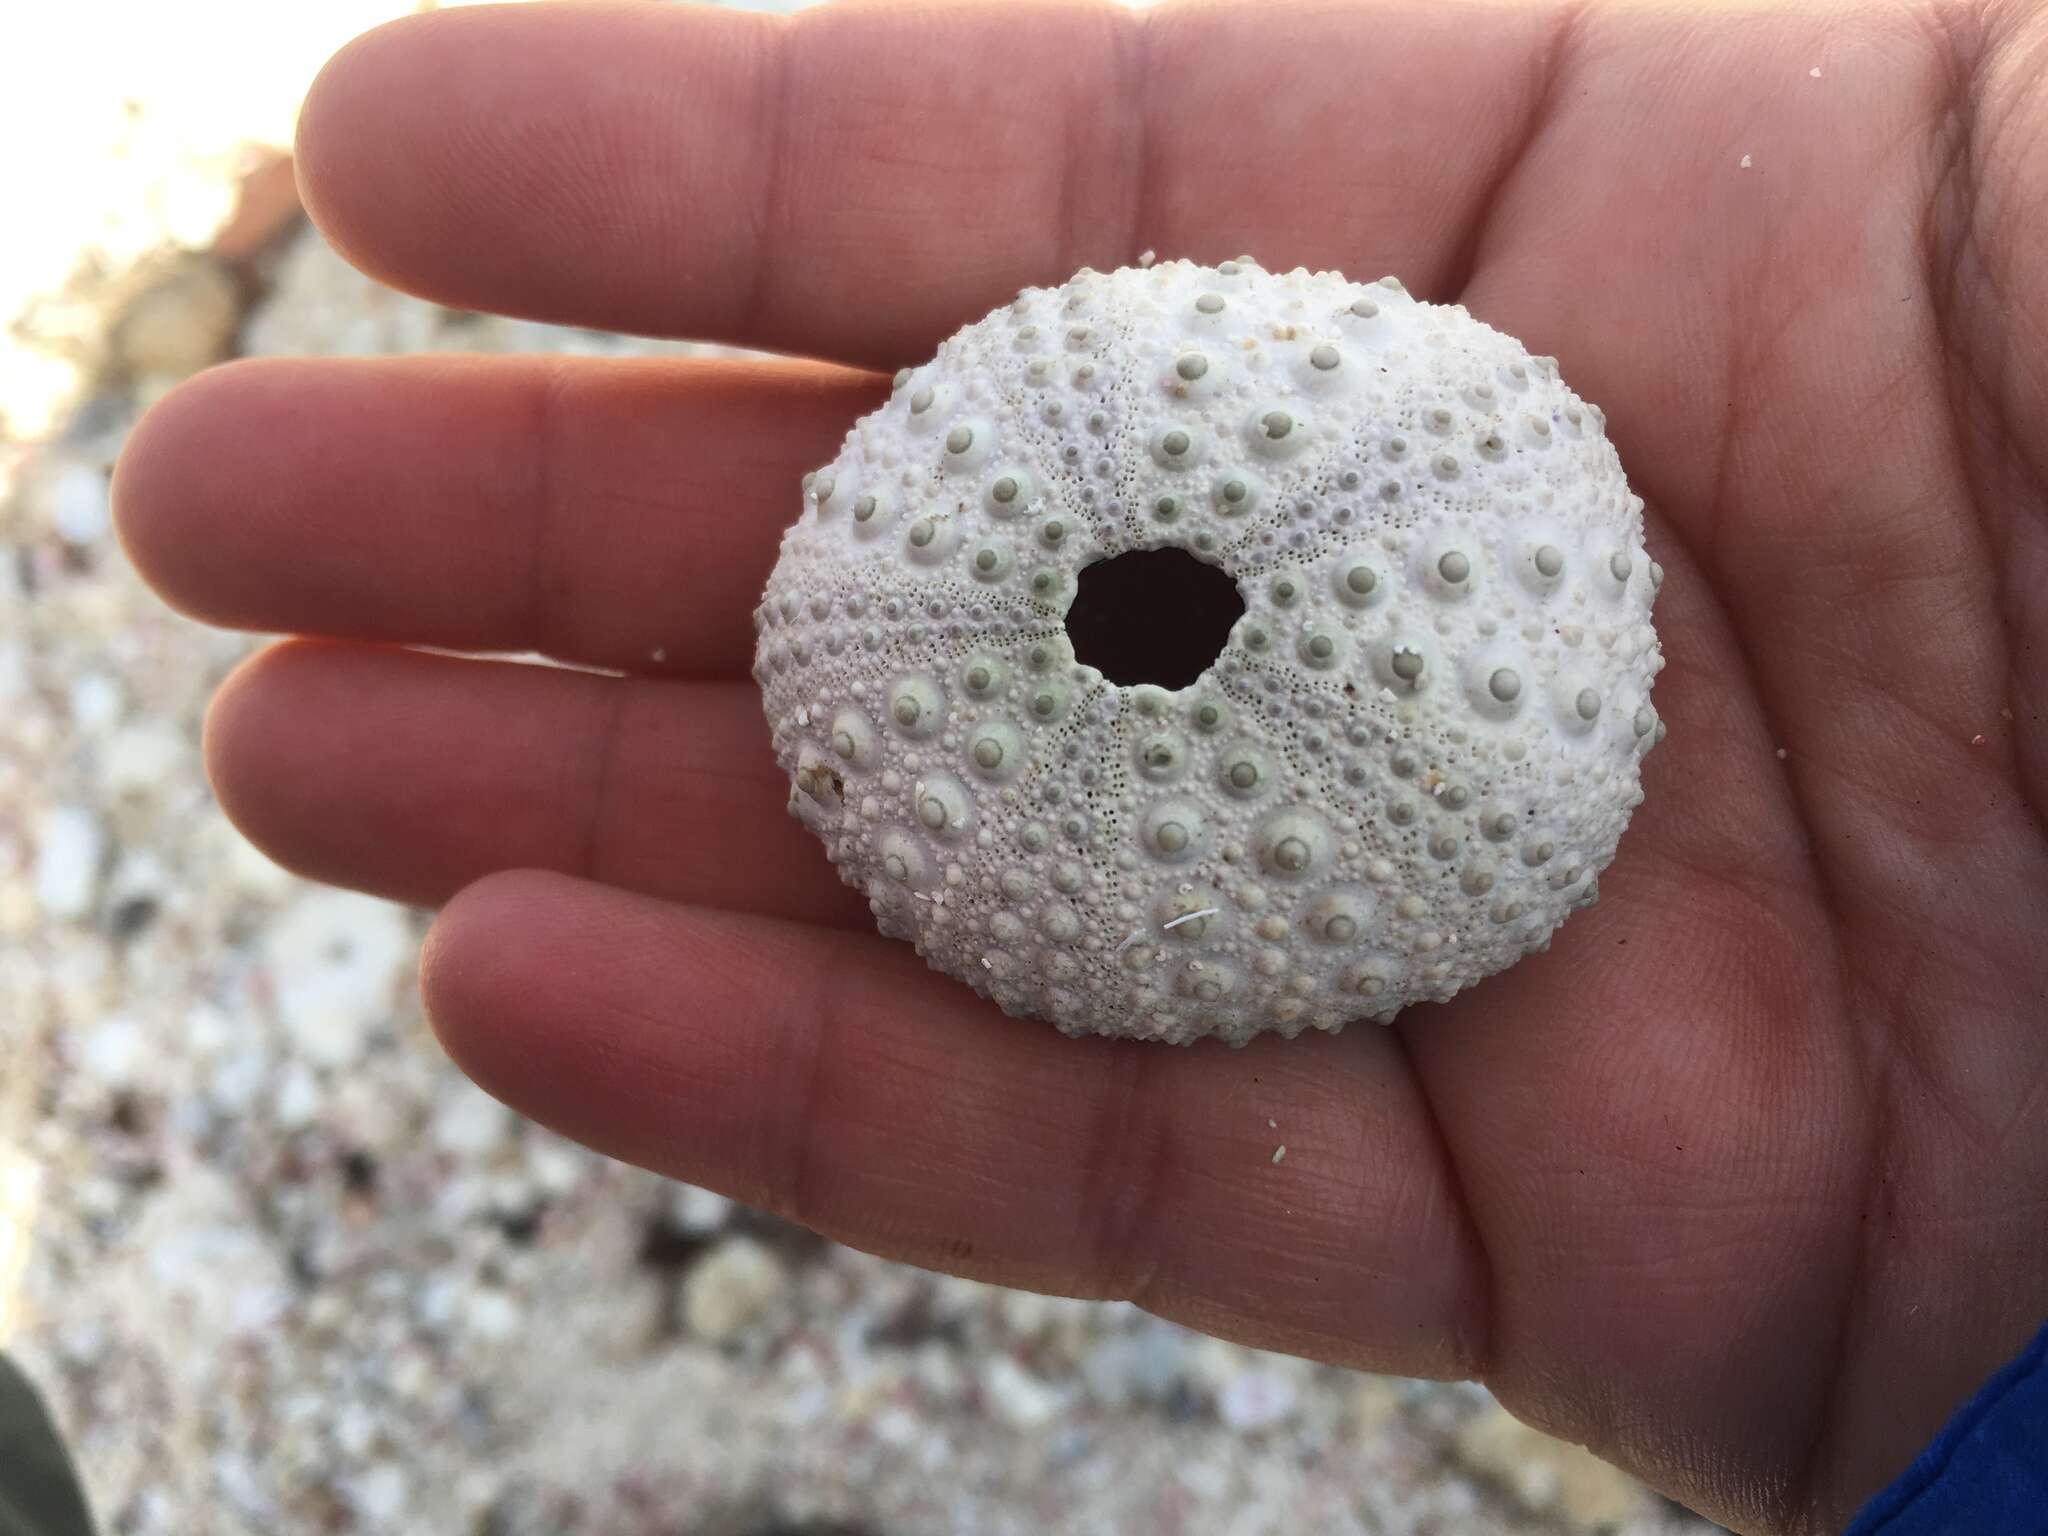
(1063, 547), (1245, 690)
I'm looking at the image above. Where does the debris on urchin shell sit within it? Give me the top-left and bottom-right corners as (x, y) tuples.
(754, 257), (1664, 1046)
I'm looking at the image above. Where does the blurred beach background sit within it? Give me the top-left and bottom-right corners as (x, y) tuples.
(0, 3), (1727, 1532)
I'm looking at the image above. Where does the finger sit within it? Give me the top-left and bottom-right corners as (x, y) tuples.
(295, 0), (1568, 366)
(204, 640), (870, 928)
(422, 867), (1489, 1375)
(113, 354), (882, 678)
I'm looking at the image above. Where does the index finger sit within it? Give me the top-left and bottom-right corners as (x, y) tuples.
(295, 0), (1565, 368)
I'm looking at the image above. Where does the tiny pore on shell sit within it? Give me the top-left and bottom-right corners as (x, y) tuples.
(755, 256), (1664, 1046)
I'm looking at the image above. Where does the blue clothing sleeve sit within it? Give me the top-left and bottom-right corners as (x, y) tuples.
(1844, 1318), (2048, 1535)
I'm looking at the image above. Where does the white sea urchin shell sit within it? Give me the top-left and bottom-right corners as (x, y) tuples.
(754, 257), (1663, 1046)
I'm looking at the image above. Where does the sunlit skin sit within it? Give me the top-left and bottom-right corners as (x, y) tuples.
(110, 2), (2047, 1531)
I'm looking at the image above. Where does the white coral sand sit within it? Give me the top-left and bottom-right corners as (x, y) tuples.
(756, 257), (1662, 1044)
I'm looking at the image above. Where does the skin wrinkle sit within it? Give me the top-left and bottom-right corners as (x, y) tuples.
(1443, 0), (1592, 303)
(760, 919), (847, 1231)
(1920, 1), (2048, 847)
(570, 668), (635, 894)
(1113, 7), (1158, 275)
(1076, 1043), (1173, 1305)
(1674, 497), (1870, 1536)
(522, 359), (579, 662)
(735, 17), (796, 350)
(1390, 1026), (1497, 1382)
(1776, 734), (2035, 887)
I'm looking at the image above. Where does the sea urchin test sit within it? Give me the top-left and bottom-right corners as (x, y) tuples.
(754, 257), (1663, 1045)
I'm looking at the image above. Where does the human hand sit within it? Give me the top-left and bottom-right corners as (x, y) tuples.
(112, 2), (2048, 1530)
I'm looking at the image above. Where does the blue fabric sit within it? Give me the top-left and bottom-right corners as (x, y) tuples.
(1844, 1318), (2048, 1534)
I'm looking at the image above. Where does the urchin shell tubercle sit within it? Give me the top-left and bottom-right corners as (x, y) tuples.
(754, 258), (1664, 1046)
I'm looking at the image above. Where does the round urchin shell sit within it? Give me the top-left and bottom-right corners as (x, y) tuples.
(754, 257), (1663, 1046)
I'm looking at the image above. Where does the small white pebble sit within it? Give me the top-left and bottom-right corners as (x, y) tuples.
(349, 1463), (410, 1525)
(34, 805), (102, 920)
(50, 462), (112, 545)
(983, 1355), (1066, 1428)
(1216, 1368), (1298, 1431)
(68, 671), (124, 734)
(465, 1287), (523, 1341)
(264, 891), (413, 1068)
(1809, 65), (1823, 78)
(671, 1182), (735, 1233)
(274, 1061), (323, 1128)
(1739, 154), (1754, 170)
(528, 1142), (587, 1196)
(682, 1236), (789, 1344)
(78, 1016), (146, 1088)
(209, 1050), (269, 1113)
(99, 722), (189, 797)
(432, 1079), (515, 1156)
(1271, 1145), (1287, 1165)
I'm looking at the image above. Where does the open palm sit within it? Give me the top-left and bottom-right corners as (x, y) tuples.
(113, 2), (2048, 1530)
